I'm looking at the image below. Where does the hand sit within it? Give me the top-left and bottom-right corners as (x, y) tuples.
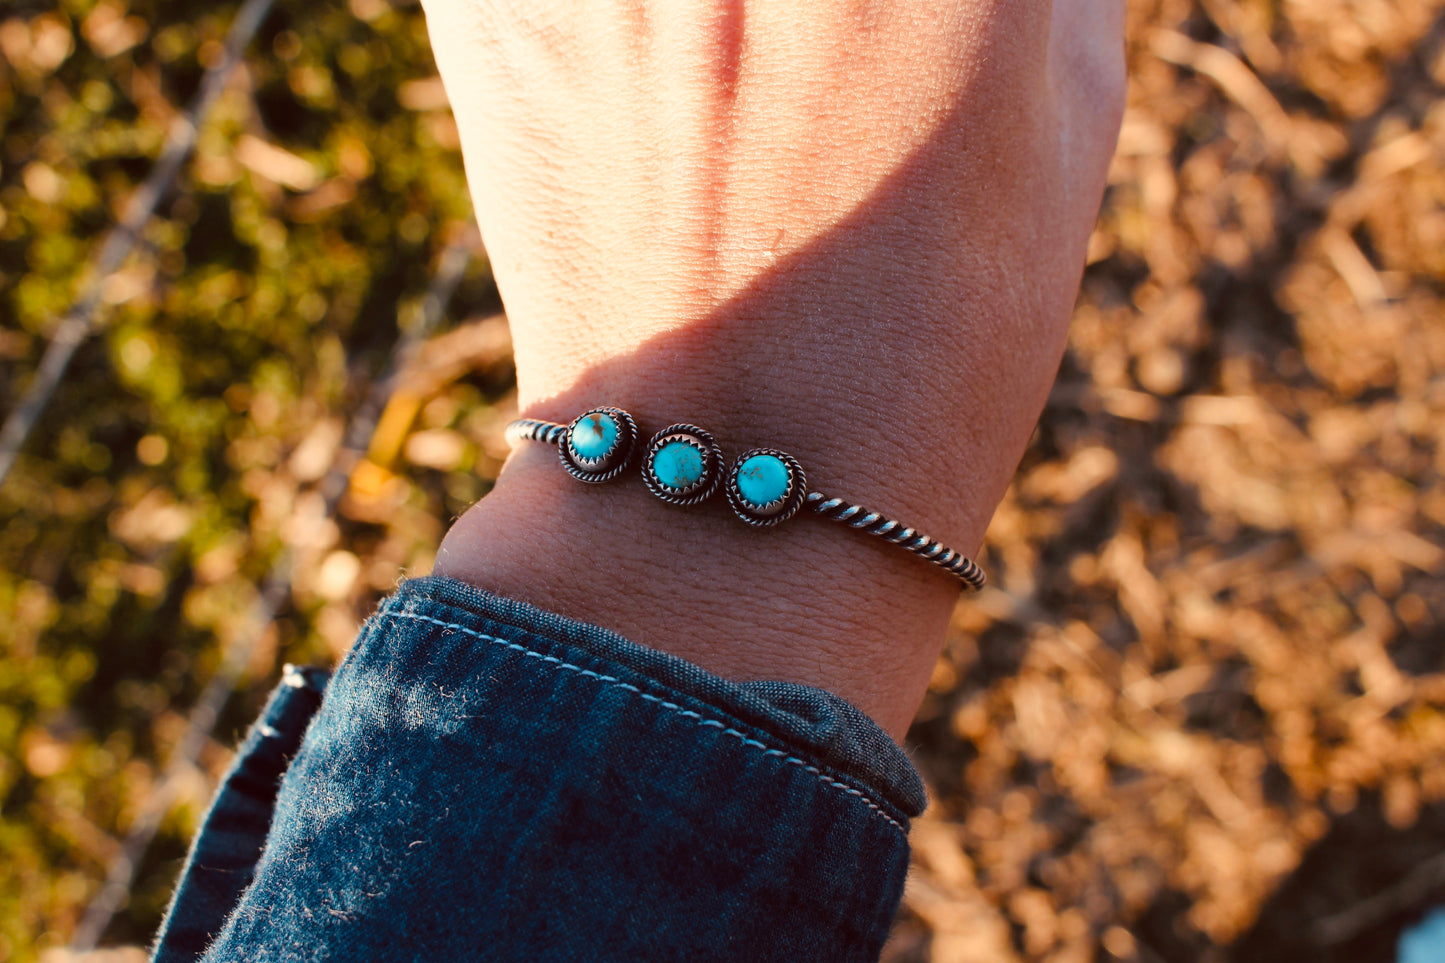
(423, 0), (1125, 736)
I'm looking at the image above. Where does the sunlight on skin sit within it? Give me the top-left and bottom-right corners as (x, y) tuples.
(425, 0), (1125, 737)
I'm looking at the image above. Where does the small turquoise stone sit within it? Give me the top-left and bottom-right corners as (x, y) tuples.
(653, 440), (705, 490)
(1400, 908), (1445, 963)
(737, 454), (790, 506)
(571, 411), (618, 460)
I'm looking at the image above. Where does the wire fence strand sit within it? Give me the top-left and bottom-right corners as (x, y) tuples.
(0, 0), (279, 489)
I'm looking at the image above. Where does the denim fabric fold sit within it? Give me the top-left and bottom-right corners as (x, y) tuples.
(152, 664), (329, 963)
(153, 575), (924, 962)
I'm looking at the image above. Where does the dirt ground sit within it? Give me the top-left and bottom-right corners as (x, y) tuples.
(884, 1), (1445, 959)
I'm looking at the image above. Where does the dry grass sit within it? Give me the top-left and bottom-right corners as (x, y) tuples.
(888, 1), (1445, 959)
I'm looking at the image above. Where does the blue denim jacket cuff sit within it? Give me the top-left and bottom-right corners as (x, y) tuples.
(386, 575), (927, 819)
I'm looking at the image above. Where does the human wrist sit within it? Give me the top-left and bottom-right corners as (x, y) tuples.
(438, 170), (1079, 737)
(507, 280), (1050, 548)
(434, 415), (963, 739)
(432, 280), (1055, 739)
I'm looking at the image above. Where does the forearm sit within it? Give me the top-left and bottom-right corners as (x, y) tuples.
(427, 0), (1124, 735)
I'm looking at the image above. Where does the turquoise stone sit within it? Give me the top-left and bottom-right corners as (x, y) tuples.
(737, 454), (790, 506)
(653, 440), (705, 490)
(571, 411), (618, 461)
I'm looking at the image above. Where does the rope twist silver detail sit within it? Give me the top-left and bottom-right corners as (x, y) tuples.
(804, 492), (986, 590)
(506, 418), (566, 446)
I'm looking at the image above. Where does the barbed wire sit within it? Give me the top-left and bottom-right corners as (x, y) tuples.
(68, 225), (478, 951)
(0, 0), (279, 489)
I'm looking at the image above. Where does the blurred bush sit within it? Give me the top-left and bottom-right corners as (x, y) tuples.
(0, 0), (498, 955)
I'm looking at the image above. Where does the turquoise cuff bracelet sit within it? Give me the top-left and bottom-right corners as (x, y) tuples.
(505, 406), (986, 590)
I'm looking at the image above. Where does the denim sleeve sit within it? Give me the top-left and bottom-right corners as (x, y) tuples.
(151, 575), (927, 962)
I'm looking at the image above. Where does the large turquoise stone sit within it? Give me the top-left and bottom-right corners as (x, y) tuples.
(653, 440), (705, 490)
(737, 454), (790, 506)
(571, 411), (618, 461)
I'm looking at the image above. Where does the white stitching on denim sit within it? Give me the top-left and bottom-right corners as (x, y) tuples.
(380, 610), (906, 834)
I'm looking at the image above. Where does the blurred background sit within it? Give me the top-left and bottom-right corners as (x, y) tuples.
(1, 0), (1442, 960)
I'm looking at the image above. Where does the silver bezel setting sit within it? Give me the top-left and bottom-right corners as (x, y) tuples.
(725, 447), (807, 527)
(559, 406), (638, 484)
(642, 424), (724, 506)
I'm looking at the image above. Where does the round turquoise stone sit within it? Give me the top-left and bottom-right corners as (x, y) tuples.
(737, 454), (790, 506)
(653, 440), (705, 490)
(570, 411), (618, 461)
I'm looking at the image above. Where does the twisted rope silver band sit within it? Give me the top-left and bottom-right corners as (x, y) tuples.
(506, 417), (567, 447)
(505, 413), (986, 590)
(803, 492), (985, 590)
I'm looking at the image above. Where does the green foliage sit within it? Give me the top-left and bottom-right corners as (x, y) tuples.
(0, 0), (498, 955)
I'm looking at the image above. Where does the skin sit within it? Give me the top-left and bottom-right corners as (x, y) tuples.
(422, 0), (1126, 738)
